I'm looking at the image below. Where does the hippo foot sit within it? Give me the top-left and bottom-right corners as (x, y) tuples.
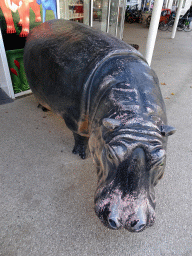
(72, 145), (87, 159)
(37, 104), (50, 112)
(72, 133), (89, 159)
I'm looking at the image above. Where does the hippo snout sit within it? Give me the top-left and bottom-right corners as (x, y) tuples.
(107, 207), (147, 232)
(95, 189), (155, 232)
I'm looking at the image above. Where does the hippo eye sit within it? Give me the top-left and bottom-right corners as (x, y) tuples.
(105, 146), (119, 166)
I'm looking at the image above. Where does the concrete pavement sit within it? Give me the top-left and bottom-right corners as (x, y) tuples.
(0, 23), (192, 255)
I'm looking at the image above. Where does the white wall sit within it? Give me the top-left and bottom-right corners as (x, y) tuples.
(0, 30), (15, 99)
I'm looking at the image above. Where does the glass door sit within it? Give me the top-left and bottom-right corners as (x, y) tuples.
(107, 0), (119, 36)
(59, 0), (91, 25)
(92, 0), (108, 32)
(58, 0), (126, 39)
(116, 0), (126, 39)
(92, 0), (126, 39)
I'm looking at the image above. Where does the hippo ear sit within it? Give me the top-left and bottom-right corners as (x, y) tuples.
(161, 125), (176, 136)
(102, 118), (121, 130)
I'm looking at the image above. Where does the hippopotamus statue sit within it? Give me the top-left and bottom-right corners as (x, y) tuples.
(24, 19), (176, 232)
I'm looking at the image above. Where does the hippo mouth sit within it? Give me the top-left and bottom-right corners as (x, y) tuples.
(94, 147), (156, 232)
(95, 186), (156, 232)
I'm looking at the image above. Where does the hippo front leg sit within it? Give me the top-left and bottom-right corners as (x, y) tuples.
(72, 133), (89, 159)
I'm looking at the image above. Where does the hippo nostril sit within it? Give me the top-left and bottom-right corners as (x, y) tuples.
(128, 220), (146, 232)
(127, 206), (148, 232)
(109, 219), (117, 229)
(131, 220), (139, 227)
(108, 218), (121, 229)
(108, 204), (121, 229)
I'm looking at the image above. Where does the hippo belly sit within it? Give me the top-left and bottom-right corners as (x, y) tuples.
(24, 19), (176, 231)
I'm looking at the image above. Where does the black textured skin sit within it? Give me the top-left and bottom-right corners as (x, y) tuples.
(24, 19), (144, 136)
(24, 19), (175, 232)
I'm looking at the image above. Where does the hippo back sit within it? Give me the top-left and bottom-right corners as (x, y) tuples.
(24, 19), (144, 134)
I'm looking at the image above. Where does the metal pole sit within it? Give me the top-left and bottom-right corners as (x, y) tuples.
(167, 0), (173, 9)
(115, 0), (121, 37)
(148, 0), (152, 10)
(164, 0), (168, 8)
(90, 0), (93, 27)
(120, 0), (126, 40)
(106, 0), (111, 33)
(171, 0), (184, 38)
(143, 0), (146, 11)
(145, 0), (164, 66)
(56, 0), (60, 19)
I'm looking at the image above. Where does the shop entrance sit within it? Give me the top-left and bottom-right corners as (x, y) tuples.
(59, 0), (126, 39)
(0, 0), (126, 100)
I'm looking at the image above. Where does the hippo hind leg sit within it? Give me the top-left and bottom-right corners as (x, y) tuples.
(72, 133), (89, 159)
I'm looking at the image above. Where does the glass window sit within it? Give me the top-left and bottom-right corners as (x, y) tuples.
(59, 0), (125, 39)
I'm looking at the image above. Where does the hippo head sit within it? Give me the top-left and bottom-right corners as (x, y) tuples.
(89, 118), (176, 232)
